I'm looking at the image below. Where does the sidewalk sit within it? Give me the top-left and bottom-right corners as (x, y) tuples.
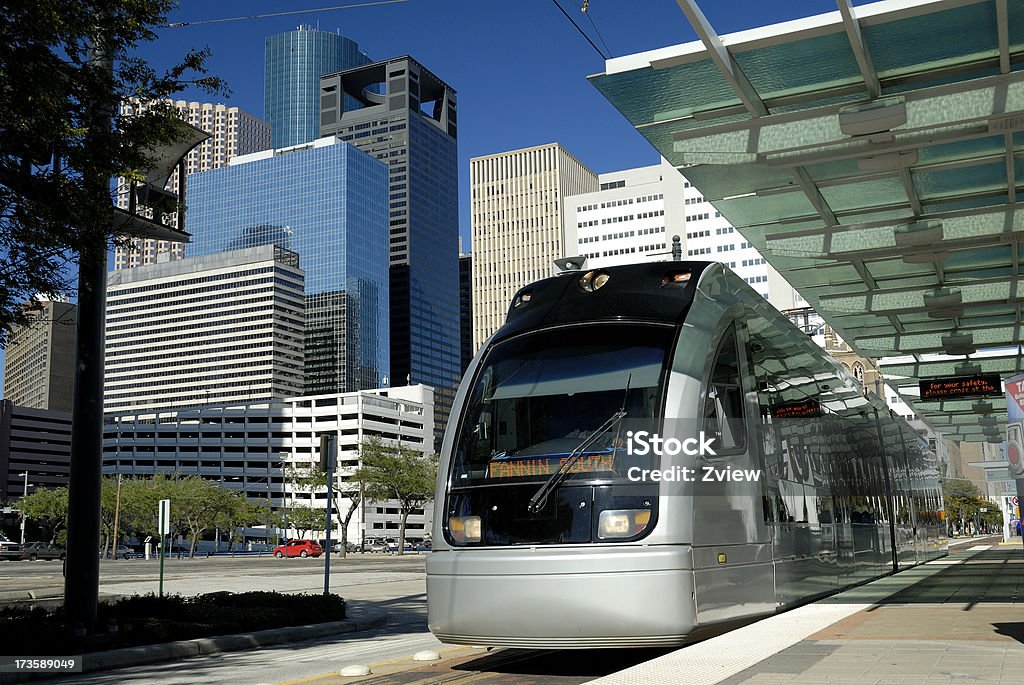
(587, 539), (1023, 685)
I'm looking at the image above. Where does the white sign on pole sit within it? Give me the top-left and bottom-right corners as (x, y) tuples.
(158, 499), (170, 535)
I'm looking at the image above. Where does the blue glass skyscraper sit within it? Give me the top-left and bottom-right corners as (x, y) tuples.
(319, 56), (460, 441)
(264, 27), (372, 149)
(187, 138), (390, 395)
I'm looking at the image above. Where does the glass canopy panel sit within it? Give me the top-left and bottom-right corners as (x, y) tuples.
(864, 261), (938, 280)
(732, 30), (861, 102)
(925, 194), (1011, 215)
(589, 59), (741, 127)
(913, 162), (1008, 200)
(1008, 0), (1024, 49)
(916, 136), (1006, 166)
(716, 191), (819, 226)
(862, 4), (1000, 79)
(819, 178), (909, 214)
(782, 263), (864, 289)
(682, 164), (798, 201)
(942, 249), (1014, 277)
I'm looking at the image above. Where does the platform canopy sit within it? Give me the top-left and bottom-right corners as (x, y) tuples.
(590, 0), (1024, 442)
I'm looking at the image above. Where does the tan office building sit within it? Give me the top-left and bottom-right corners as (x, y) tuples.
(470, 143), (598, 351)
(2, 301), (77, 412)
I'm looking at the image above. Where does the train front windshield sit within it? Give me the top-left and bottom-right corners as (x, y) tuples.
(445, 324), (671, 546)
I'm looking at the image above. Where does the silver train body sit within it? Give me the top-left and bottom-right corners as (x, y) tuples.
(427, 262), (945, 649)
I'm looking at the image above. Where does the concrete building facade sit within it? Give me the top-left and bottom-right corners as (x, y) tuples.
(564, 158), (685, 269)
(2, 301), (77, 412)
(114, 100), (270, 269)
(104, 245), (306, 415)
(102, 385), (434, 544)
(0, 400), (71, 503)
(470, 143), (599, 350)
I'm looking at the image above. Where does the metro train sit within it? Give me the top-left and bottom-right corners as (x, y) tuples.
(427, 261), (945, 648)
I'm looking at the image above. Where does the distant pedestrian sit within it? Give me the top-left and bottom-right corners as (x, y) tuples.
(1016, 519), (1021, 537)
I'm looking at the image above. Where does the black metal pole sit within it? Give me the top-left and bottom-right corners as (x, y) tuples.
(64, 230), (107, 634)
(64, 23), (112, 636)
(321, 434), (336, 595)
(1015, 478), (1024, 551)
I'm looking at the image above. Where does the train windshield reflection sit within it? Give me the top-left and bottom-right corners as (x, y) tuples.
(451, 324), (671, 487)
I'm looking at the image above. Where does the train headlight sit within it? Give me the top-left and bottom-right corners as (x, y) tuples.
(512, 289), (533, 309)
(598, 509), (652, 539)
(579, 270), (610, 292)
(449, 516), (482, 543)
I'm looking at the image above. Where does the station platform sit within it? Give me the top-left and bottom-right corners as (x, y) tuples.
(327, 536), (1023, 685)
(589, 536), (1024, 685)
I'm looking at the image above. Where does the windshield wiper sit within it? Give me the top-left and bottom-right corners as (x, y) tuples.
(526, 409), (627, 514)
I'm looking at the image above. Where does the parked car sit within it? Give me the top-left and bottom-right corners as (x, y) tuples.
(362, 538), (389, 553)
(330, 542), (359, 553)
(0, 535), (22, 561)
(21, 542), (64, 561)
(99, 545), (134, 559)
(272, 540), (322, 558)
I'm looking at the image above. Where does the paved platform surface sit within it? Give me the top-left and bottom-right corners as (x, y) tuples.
(590, 537), (1024, 685)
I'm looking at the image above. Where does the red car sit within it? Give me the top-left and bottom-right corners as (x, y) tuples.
(273, 540), (323, 558)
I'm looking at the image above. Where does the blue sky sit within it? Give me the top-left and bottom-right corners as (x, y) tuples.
(141, 0), (843, 250)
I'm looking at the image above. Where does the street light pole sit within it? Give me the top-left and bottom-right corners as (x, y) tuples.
(20, 472), (28, 545)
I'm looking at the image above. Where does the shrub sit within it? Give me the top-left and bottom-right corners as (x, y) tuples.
(0, 591), (346, 654)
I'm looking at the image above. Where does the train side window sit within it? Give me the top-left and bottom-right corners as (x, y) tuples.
(703, 323), (746, 453)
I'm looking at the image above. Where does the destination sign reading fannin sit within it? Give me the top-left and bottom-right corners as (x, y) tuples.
(919, 374), (1002, 401)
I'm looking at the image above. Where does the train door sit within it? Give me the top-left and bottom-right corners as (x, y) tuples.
(745, 318), (835, 608)
(691, 318), (775, 625)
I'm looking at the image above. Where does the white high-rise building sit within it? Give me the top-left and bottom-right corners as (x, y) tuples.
(114, 100), (271, 269)
(104, 245), (306, 415)
(564, 158), (685, 268)
(564, 158), (805, 311)
(470, 143), (598, 350)
(103, 384), (435, 546)
(682, 177), (810, 311)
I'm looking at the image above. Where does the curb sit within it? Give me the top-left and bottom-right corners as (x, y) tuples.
(0, 608), (387, 683)
(0, 588), (64, 603)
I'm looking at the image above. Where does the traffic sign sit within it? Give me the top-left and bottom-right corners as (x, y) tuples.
(158, 499), (170, 535)
(1013, 496), (1019, 507)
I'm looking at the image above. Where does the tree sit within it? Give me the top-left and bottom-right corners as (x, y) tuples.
(0, 0), (226, 343)
(286, 504), (323, 541)
(166, 476), (248, 558)
(18, 487), (70, 544)
(942, 479), (988, 535)
(214, 497), (268, 551)
(356, 435), (437, 555)
(288, 462), (363, 558)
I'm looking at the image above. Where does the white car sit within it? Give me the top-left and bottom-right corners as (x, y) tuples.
(0, 534), (22, 561)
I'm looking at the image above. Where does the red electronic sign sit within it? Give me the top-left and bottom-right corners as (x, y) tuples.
(769, 398), (821, 418)
(918, 374), (1001, 401)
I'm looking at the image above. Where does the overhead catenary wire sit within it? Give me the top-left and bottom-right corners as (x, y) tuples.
(165, 0), (409, 28)
(583, 4), (613, 58)
(549, 0), (610, 60)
